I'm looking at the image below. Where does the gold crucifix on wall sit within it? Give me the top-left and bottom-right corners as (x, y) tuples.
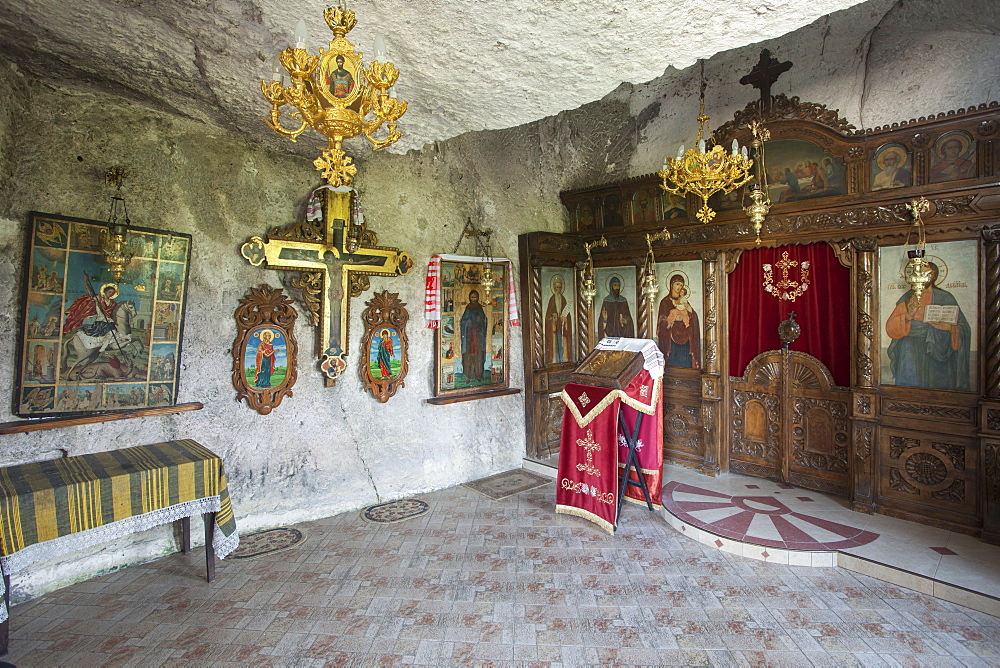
(241, 188), (412, 385)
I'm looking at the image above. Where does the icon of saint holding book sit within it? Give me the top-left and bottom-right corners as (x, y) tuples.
(885, 261), (971, 390)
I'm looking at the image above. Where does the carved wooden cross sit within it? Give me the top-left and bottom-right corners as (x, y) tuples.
(739, 49), (793, 115)
(241, 189), (412, 385)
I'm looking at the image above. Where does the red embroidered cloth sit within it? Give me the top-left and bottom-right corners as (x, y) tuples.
(556, 368), (663, 533)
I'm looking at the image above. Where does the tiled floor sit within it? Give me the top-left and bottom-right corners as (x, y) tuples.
(4, 475), (1000, 666)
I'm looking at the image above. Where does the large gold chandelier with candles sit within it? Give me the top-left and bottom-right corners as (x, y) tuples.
(260, 3), (407, 186)
(659, 65), (754, 224)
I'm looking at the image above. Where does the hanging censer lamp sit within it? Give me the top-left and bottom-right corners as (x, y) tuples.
(904, 197), (934, 300)
(244, 2), (412, 384)
(743, 120), (772, 245)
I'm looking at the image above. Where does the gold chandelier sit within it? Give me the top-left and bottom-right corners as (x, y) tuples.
(659, 64), (754, 224)
(260, 3), (407, 186)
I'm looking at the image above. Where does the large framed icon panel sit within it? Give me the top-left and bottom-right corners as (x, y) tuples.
(16, 211), (191, 417)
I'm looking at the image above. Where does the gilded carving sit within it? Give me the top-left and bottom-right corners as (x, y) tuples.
(857, 311), (873, 341)
(851, 237), (878, 253)
(705, 342), (718, 366)
(857, 267), (873, 300)
(702, 376), (717, 397)
(979, 119), (999, 136)
(856, 395), (871, 415)
(912, 132), (932, 149)
(349, 272), (370, 298)
(855, 349), (874, 385)
(723, 249), (744, 275)
(829, 240), (854, 268)
(882, 401), (973, 422)
(715, 94), (857, 140)
(289, 271), (323, 326)
(931, 196), (976, 217)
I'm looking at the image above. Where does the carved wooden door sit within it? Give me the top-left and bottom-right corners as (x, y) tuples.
(730, 350), (851, 497)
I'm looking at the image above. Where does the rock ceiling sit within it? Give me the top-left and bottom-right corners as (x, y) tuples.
(0, 0), (867, 158)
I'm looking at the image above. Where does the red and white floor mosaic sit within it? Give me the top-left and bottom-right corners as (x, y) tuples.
(663, 480), (880, 551)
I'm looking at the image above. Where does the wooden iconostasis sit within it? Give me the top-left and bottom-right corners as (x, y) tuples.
(519, 97), (1000, 543)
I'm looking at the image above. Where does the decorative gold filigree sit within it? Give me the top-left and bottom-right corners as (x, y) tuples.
(762, 250), (811, 302)
(261, 6), (407, 185)
(575, 429), (602, 477)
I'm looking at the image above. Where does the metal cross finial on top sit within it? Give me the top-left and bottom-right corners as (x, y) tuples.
(739, 49), (793, 115)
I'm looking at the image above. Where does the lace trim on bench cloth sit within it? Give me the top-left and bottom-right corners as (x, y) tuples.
(0, 496), (240, 623)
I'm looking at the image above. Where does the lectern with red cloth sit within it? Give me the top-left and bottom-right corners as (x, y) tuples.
(556, 338), (664, 534)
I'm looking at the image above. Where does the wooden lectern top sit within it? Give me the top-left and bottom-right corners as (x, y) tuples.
(570, 348), (645, 390)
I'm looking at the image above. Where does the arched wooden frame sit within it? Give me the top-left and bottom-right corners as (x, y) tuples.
(359, 290), (409, 403)
(232, 284), (298, 415)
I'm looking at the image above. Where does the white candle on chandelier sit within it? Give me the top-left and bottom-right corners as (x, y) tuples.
(374, 35), (387, 62)
(698, 139), (705, 154)
(741, 146), (749, 158)
(294, 19), (308, 49)
(270, 56), (283, 82)
(731, 139), (739, 155)
(676, 145), (685, 160)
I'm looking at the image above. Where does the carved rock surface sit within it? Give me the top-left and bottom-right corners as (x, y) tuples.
(0, 0), (868, 156)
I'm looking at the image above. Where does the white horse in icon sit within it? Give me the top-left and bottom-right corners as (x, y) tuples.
(61, 300), (138, 379)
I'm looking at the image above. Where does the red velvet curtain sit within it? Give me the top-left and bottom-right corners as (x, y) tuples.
(728, 243), (851, 386)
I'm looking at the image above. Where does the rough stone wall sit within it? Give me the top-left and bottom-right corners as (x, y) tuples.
(0, 0), (997, 603)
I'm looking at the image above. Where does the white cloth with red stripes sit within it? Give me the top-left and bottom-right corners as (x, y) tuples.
(425, 254), (520, 329)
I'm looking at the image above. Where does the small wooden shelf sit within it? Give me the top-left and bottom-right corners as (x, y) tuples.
(0, 402), (204, 435)
(425, 388), (522, 405)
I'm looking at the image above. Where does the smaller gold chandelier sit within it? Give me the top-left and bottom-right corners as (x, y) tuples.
(261, 3), (407, 186)
(101, 166), (135, 283)
(580, 236), (607, 308)
(743, 120), (771, 245)
(905, 197), (933, 300)
(641, 228), (672, 305)
(659, 64), (754, 224)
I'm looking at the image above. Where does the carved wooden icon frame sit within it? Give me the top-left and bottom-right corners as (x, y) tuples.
(232, 284), (298, 414)
(359, 290), (408, 402)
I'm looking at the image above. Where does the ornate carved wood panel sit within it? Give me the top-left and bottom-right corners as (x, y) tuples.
(878, 428), (978, 528)
(661, 368), (704, 468)
(538, 392), (565, 459)
(730, 350), (850, 495)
